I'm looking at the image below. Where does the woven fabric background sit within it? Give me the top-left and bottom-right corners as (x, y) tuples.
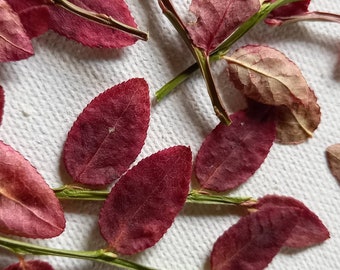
(1, 0), (340, 269)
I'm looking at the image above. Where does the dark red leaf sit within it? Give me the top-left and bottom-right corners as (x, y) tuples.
(0, 0), (33, 62)
(63, 78), (150, 186)
(195, 109), (275, 192)
(211, 207), (299, 270)
(0, 141), (65, 238)
(186, 0), (260, 53)
(7, 0), (138, 48)
(254, 195), (330, 248)
(4, 260), (54, 270)
(99, 146), (192, 255)
(0, 86), (4, 125)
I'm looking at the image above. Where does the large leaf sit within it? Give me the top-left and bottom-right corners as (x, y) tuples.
(227, 45), (320, 144)
(254, 195), (329, 248)
(7, 0), (138, 48)
(99, 146), (192, 255)
(195, 109), (275, 192)
(186, 0), (260, 53)
(275, 89), (320, 144)
(0, 86), (4, 125)
(4, 260), (54, 270)
(210, 207), (299, 270)
(63, 78), (150, 186)
(0, 141), (65, 238)
(326, 143), (340, 182)
(0, 0), (33, 62)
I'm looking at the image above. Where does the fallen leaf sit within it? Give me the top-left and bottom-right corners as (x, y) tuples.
(63, 78), (150, 186)
(211, 207), (299, 270)
(4, 260), (54, 270)
(195, 109), (275, 192)
(275, 89), (320, 144)
(0, 141), (65, 238)
(326, 144), (340, 182)
(7, 0), (138, 48)
(99, 146), (192, 255)
(186, 0), (260, 53)
(0, 0), (33, 62)
(254, 195), (330, 248)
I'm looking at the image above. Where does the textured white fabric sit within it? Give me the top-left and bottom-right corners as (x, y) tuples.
(1, 0), (340, 269)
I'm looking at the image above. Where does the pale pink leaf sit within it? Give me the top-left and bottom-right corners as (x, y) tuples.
(195, 109), (275, 192)
(326, 144), (340, 182)
(99, 146), (192, 255)
(255, 195), (330, 248)
(63, 78), (150, 186)
(186, 0), (260, 53)
(0, 141), (65, 238)
(0, 0), (33, 62)
(211, 207), (299, 270)
(4, 260), (54, 270)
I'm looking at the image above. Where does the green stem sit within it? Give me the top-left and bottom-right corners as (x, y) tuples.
(54, 185), (254, 206)
(159, 0), (231, 124)
(0, 236), (155, 270)
(50, 0), (148, 41)
(155, 0), (302, 100)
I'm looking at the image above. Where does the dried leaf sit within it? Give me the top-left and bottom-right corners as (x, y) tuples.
(227, 45), (310, 107)
(186, 0), (260, 53)
(0, 141), (65, 238)
(63, 78), (150, 186)
(7, 0), (138, 48)
(195, 109), (275, 192)
(254, 195), (330, 248)
(275, 89), (320, 144)
(0, 0), (33, 62)
(211, 207), (299, 270)
(99, 146), (192, 255)
(0, 86), (4, 125)
(4, 260), (54, 270)
(227, 45), (320, 144)
(326, 144), (340, 182)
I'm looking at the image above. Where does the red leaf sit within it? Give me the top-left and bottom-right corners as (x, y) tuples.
(254, 195), (330, 248)
(99, 146), (192, 255)
(0, 141), (65, 238)
(4, 260), (54, 270)
(195, 109), (275, 192)
(63, 78), (150, 186)
(0, 86), (4, 125)
(0, 0), (33, 62)
(211, 207), (299, 270)
(186, 0), (260, 53)
(7, 0), (138, 48)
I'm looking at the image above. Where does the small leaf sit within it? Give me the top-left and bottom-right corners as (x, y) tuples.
(326, 144), (340, 182)
(195, 109), (275, 192)
(227, 45), (310, 107)
(99, 146), (192, 255)
(254, 195), (330, 248)
(7, 0), (138, 48)
(211, 207), (299, 270)
(0, 141), (65, 238)
(0, 86), (4, 125)
(63, 78), (150, 186)
(4, 260), (54, 270)
(186, 0), (260, 53)
(0, 0), (33, 62)
(275, 89), (320, 144)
